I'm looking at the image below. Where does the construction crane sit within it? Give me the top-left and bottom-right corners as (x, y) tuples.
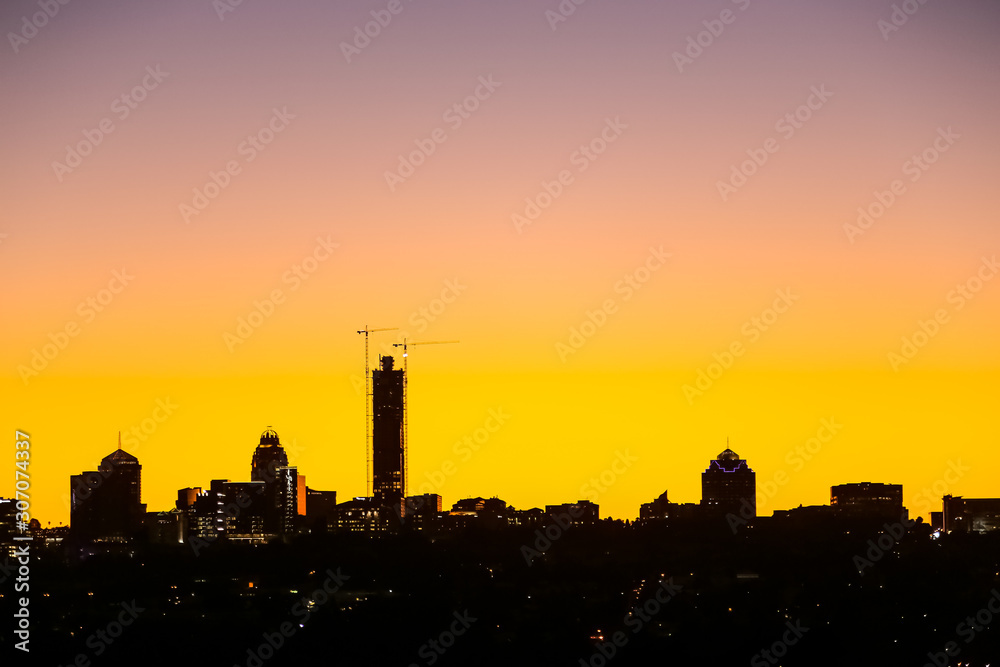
(392, 339), (459, 497)
(357, 326), (398, 496)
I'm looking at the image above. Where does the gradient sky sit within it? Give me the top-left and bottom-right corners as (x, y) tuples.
(3, 0), (1000, 525)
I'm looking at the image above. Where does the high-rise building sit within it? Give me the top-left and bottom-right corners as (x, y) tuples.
(222, 480), (268, 541)
(372, 355), (405, 510)
(276, 466), (304, 535)
(251, 428), (289, 485)
(70, 437), (147, 542)
(701, 446), (756, 516)
(250, 428), (291, 534)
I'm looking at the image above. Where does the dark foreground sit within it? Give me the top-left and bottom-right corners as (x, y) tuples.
(5, 517), (1000, 667)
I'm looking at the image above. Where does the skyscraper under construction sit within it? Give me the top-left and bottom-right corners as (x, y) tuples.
(372, 355), (404, 510)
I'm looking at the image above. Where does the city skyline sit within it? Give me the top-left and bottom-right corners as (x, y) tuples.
(62, 420), (945, 526)
(3, 0), (1000, 548)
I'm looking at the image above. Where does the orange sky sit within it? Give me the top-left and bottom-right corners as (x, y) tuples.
(2, 0), (999, 525)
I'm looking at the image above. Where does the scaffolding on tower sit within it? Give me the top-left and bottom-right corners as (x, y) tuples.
(356, 326), (398, 496)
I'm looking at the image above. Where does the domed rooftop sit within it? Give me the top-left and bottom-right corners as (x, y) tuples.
(717, 448), (740, 462)
(260, 427), (280, 446)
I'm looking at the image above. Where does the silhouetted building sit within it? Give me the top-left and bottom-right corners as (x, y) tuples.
(250, 428), (291, 534)
(508, 507), (546, 528)
(305, 488), (338, 529)
(70, 439), (147, 543)
(448, 497), (509, 530)
(640, 490), (672, 520)
(145, 510), (184, 544)
(372, 355), (405, 511)
(546, 500), (599, 526)
(452, 497), (507, 514)
(176, 479), (272, 543)
(638, 491), (702, 522)
(405, 494), (443, 531)
(335, 497), (395, 533)
(407, 494), (443, 515)
(701, 446), (756, 516)
(222, 480), (268, 541)
(251, 427), (289, 484)
(831, 483), (903, 518)
(943, 495), (1000, 534)
(0, 498), (15, 557)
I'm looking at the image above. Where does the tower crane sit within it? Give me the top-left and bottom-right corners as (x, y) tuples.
(357, 326), (398, 496)
(392, 339), (459, 497)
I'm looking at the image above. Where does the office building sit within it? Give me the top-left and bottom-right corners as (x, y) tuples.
(701, 446), (756, 516)
(372, 355), (405, 510)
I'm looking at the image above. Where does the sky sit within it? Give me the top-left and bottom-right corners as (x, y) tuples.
(2, 0), (999, 525)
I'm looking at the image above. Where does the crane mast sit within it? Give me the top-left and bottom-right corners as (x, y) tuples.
(392, 339), (458, 497)
(356, 326), (398, 496)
